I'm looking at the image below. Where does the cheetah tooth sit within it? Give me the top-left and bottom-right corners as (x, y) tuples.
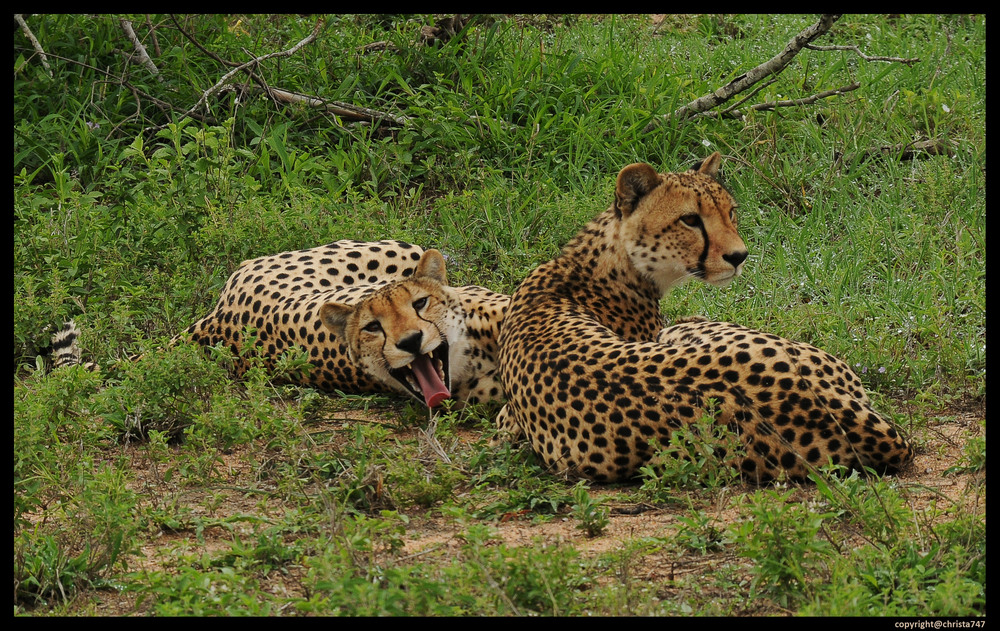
(404, 370), (420, 392)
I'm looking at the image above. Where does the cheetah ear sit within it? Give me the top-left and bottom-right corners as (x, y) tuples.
(414, 249), (448, 285)
(319, 302), (354, 339)
(690, 151), (722, 179)
(614, 163), (661, 218)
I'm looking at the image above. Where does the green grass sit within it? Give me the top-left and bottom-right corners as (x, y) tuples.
(14, 14), (984, 616)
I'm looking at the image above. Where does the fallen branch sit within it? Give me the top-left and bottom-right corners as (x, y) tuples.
(805, 43), (920, 65)
(644, 14), (842, 130)
(836, 138), (958, 168)
(120, 18), (160, 76)
(266, 87), (411, 126)
(147, 18), (323, 132)
(14, 14), (53, 78)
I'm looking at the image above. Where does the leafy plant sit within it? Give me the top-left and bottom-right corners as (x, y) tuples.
(729, 489), (836, 607)
(570, 483), (610, 537)
(638, 401), (743, 501)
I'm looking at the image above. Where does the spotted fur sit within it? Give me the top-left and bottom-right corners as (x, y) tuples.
(496, 153), (914, 483)
(183, 239), (508, 406)
(46, 240), (508, 407)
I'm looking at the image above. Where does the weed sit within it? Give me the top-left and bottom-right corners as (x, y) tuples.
(570, 483), (610, 537)
(729, 489), (836, 607)
(93, 342), (227, 441)
(674, 509), (727, 555)
(132, 566), (279, 616)
(801, 537), (986, 616)
(458, 538), (593, 616)
(943, 420), (985, 476)
(638, 401), (743, 501)
(809, 466), (911, 548)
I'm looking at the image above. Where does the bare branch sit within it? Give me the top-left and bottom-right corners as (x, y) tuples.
(120, 18), (160, 77)
(150, 18), (324, 132)
(144, 14), (162, 57)
(169, 14), (239, 68)
(644, 14), (842, 131)
(805, 43), (920, 65)
(705, 83), (861, 120)
(266, 88), (411, 126)
(14, 14), (53, 78)
(836, 138), (958, 168)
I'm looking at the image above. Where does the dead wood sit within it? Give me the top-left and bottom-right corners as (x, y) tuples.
(14, 14), (53, 78)
(835, 138), (959, 169)
(644, 14), (843, 131)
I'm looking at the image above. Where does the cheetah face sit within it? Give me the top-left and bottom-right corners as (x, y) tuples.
(319, 250), (468, 408)
(614, 152), (748, 293)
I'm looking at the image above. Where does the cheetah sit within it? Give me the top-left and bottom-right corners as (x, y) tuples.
(316, 248), (508, 407)
(496, 152), (914, 483)
(183, 239), (508, 407)
(52, 240), (509, 408)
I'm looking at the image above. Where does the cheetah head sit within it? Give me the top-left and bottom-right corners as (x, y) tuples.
(613, 152), (749, 293)
(319, 250), (468, 408)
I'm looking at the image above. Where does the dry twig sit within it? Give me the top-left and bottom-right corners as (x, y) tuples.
(148, 18), (324, 132)
(804, 43), (920, 65)
(644, 14), (842, 130)
(14, 14), (53, 78)
(420, 415), (453, 465)
(120, 18), (160, 77)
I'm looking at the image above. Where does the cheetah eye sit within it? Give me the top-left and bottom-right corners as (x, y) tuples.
(362, 320), (382, 334)
(680, 214), (703, 228)
(412, 296), (428, 311)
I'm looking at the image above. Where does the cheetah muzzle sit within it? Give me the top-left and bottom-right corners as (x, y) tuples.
(319, 248), (475, 409)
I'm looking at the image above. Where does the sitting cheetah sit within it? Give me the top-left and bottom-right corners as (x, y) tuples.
(52, 240), (509, 408)
(496, 153), (914, 483)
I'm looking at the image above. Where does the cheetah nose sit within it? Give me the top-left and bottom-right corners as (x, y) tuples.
(723, 250), (748, 270)
(397, 331), (423, 355)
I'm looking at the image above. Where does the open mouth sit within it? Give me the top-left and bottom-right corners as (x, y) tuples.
(389, 341), (451, 408)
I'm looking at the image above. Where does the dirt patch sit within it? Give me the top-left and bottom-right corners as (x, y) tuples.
(52, 398), (984, 616)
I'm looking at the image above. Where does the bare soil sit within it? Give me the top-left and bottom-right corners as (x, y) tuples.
(53, 398), (985, 616)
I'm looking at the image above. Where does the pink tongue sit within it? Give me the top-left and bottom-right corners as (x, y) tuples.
(411, 354), (450, 408)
